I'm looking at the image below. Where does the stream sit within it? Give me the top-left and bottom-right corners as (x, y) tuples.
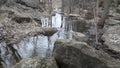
(0, 8), (74, 68)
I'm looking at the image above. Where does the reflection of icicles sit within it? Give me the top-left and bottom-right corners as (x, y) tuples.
(57, 17), (66, 39)
(52, 13), (62, 28)
(41, 17), (49, 27)
(61, 17), (66, 28)
(0, 42), (16, 68)
(58, 17), (73, 39)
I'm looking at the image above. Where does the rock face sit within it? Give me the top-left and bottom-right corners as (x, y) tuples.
(84, 10), (94, 20)
(102, 26), (120, 52)
(0, 0), (7, 6)
(71, 19), (90, 33)
(53, 39), (120, 68)
(15, 0), (40, 8)
(106, 19), (120, 25)
(117, 5), (120, 14)
(1, 3), (42, 20)
(42, 27), (58, 36)
(109, 13), (120, 21)
(13, 56), (58, 68)
(72, 32), (88, 42)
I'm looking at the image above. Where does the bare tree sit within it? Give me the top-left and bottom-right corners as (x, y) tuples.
(47, 0), (52, 27)
(98, 0), (112, 29)
(92, 0), (99, 44)
(68, 0), (72, 13)
(61, 0), (64, 13)
(97, 0), (112, 43)
(114, 0), (119, 8)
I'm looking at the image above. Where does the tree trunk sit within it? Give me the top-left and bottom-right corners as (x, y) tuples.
(97, 0), (112, 29)
(97, 0), (112, 43)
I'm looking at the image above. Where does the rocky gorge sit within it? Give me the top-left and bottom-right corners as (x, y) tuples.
(0, 0), (120, 68)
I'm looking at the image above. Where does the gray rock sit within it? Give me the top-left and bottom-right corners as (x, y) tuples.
(102, 26), (120, 52)
(0, 0), (7, 6)
(117, 5), (120, 13)
(17, 0), (40, 8)
(13, 56), (58, 68)
(71, 19), (90, 33)
(42, 27), (58, 36)
(84, 10), (94, 20)
(1, 3), (42, 20)
(72, 32), (88, 42)
(109, 12), (120, 21)
(106, 19), (120, 25)
(53, 39), (120, 68)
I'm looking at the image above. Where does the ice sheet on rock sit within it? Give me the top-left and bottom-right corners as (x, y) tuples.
(52, 13), (62, 28)
(41, 17), (49, 27)
(13, 35), (48, 58)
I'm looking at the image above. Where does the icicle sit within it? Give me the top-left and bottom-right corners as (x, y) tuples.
(33, 36), (38, 56)
(13, 37), (35, 59)
(41, 17), (49, 27)
(46, 36), (52, 57)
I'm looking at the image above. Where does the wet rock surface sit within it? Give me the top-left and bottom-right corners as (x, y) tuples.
(12, 56), (58, 68)
(53, 39), (120, 68)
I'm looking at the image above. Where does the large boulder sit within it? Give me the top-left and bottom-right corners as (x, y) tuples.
(102, 26), (120, 52)
(53, 39), (120, 68)
(13, 56), (58, 68)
